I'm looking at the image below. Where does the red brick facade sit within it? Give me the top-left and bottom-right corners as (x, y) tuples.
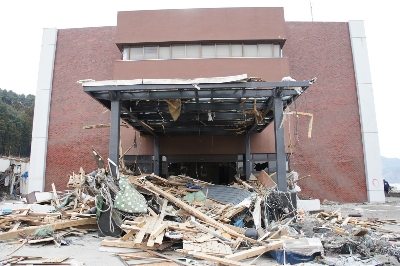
(284, 22), (367, 202)
(45, 27), (119, 191)
(44, 21), (367, 202)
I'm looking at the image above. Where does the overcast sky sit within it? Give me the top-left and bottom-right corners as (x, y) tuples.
(0, 0), (398, 159)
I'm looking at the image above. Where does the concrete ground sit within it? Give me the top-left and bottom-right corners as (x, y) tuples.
(1, 197), (400, 265)
(322, 196), (400, 232)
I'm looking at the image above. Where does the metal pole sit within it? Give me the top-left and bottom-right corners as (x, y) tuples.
(245, 133), (251, 180)
(154, 137), (160, 175)
(109, 92), (121, 176)
(274, 95), (287, 192)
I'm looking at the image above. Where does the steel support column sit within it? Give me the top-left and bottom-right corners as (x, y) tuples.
(274, 95), (287, 192)
(154, 137), (160, 175)
(109, 92), (121, 176)
(245, 133), (251, 180)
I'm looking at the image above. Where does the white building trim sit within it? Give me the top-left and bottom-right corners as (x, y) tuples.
(27, 28), (58, 194)
(349, 21), (385, 202)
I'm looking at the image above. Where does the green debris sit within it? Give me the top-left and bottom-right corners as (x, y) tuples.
(32, 225), (54, 237)
(183, 191), (206, 203)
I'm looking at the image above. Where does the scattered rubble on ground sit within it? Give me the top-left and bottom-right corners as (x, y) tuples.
(1, 152), (400, 265)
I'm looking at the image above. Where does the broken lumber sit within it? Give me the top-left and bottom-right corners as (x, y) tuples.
(139, 180), (267, 246)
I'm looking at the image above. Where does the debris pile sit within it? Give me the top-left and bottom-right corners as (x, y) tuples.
(2, 152), (400, 265)
(65, 159), (400, 265)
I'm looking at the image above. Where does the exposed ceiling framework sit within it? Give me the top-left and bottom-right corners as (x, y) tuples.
(82, 75), (313, 137)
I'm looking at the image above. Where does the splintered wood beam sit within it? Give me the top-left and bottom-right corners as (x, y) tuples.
(83, 123), (130, 129)
(147, 199), (168, 247)
(51, 183), (60, 208)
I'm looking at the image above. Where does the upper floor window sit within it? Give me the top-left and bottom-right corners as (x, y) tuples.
(122, 43), (282, 60)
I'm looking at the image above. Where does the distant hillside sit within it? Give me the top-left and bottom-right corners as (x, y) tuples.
(0, 89), (35, 157)
(382, 156), (400, 184)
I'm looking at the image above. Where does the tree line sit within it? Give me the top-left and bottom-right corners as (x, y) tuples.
(0, 89), (35, 158)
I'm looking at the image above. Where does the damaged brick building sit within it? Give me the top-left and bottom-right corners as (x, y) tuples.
(27, 7), (384, 203)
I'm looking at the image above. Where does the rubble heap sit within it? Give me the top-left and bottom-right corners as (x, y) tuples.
(1, 156), (400, 265)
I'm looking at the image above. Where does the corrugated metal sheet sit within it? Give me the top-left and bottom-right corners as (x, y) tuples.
(201, 185), (251, 205)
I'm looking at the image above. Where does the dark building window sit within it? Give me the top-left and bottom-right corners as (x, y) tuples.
(122, 43), (282, 60)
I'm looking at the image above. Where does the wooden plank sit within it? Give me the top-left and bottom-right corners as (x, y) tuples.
(134, 218), (157, 244)
(120, 224), (142, 231)
(121, 230), (136, 241)
(154, 230), (165, 244)
(150, 223), (167, 240)
(341, 217), (351, 226)
(0, 217), (96, 240)
(11, 222), (21, 231)
(232, 237), (243, 252)
(118, 252), (156, 258)
(265, 216), (296, 241)
(223, 206), (246, 219)
(125, 220), (146, 228)
(101, 239), (157, 249)
(52, 183), (60, 207)
(28, 212), (62, 217)
(147, 200), (168, 247)
(190, 218), (231, 242)
(256, 170), (276, 188)
(225, 243), (282, 261)
(183, 241), (232, 255)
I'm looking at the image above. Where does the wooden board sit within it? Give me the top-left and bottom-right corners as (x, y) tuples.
(257, 170), (276, 188)
(101, 239), (157, 249)
(183, 241), (232, 255)
(147, 199), (167, 247)
(341, 217), (351, 226)
(134, 218), (157, 244)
